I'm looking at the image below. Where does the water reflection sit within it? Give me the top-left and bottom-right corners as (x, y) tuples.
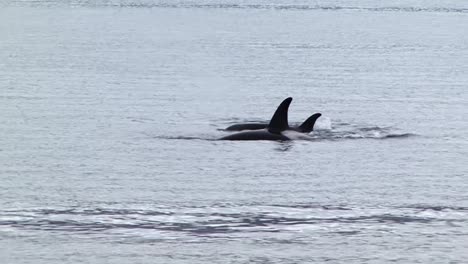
(274, 141), (294, 152)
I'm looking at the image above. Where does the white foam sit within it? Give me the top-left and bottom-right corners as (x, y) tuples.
(314, 117), (332, 130)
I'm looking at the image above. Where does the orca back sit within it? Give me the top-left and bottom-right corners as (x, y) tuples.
(225, 123), (268, 131)
(220, 130), (289, 141)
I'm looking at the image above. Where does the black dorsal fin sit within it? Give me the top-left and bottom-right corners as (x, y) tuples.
(298, 113), (322, 133)
(267, 97), (292, 134)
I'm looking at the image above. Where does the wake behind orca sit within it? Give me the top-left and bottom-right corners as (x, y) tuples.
(220, 97), (295, 141)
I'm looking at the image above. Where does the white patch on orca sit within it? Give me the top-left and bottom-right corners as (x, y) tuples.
(282, 130), (314, 140)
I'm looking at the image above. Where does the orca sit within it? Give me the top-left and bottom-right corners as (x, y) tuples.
(225, 113), (321, 133)
(220, 97), (293, 141)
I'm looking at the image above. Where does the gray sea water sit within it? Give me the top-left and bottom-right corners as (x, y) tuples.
(1, 0), (468, 263)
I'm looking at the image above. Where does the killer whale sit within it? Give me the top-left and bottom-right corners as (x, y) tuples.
(224, 113), (321, 133)
(220, 97), (293, 141)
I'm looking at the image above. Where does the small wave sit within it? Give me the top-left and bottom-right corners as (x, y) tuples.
(358, 126), (390, 132)
(40, 208), (174, 216)
(69, 3), (468, 14)
(400, 205), (468, 212)
(109, 4), (466, 14)
(150, 135), (216, 141)
(270, 204), (352, 210)
(384, 133), (417, 139)
(5, 1), (468, 14)
(2, 205), (467, 236)
(0, 213), (442, 233)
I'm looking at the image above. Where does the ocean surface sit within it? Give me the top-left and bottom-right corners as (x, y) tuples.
(1, 0), (468, 263)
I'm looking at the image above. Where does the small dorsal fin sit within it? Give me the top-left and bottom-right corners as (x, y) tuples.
(298, 113), (322, 133)
(267, 97), (292, 134)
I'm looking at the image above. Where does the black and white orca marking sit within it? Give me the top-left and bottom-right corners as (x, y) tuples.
(220, 97), (294, 141)
(224, 113), (321, 133)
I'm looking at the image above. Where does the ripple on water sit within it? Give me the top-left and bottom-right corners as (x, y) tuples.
(1, 204), (467, 240)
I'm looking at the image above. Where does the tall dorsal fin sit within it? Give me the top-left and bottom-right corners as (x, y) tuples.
(298, 113), (322, 133)
(267, 97), (292, 134)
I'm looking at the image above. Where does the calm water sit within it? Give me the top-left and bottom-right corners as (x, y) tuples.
(1, 1), (468, 263)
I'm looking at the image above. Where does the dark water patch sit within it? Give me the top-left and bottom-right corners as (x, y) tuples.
(127, 117), (156, 123)
(339, 215), (432, 224)
(332, 230), (360, 235)
(40, 208), (174, 216)
(384, 133), (417, 139)
(400, 205), (468, 212)
(151, 135), (217, 141)
(270, 204), (352, 210)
